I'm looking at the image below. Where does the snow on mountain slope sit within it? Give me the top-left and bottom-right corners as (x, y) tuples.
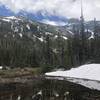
(0, 16), (71, 42)
(88, 30), (95, 39)
(0, 16), (22, 23)
(46, 64), (100, 90)
(2, 18), (10, 22)
(5, 16), (20, 20)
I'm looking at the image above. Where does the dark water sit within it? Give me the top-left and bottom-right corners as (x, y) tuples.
(0, 78), (100, 100)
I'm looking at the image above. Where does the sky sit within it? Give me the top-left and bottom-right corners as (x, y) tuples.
(0, 0), (100, 25)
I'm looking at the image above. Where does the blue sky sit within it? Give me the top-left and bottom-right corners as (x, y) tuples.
(0, 0), (100, 25)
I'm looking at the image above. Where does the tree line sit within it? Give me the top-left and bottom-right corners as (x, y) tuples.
(0, 19), (100, 72)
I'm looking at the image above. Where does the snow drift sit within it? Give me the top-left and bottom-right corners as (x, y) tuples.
(45, 64), (100, 90)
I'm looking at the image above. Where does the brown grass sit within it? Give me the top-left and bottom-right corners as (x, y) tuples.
(0, 67), (41, 78)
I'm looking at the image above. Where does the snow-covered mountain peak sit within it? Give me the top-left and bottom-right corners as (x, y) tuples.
(0, 15), (71, 42)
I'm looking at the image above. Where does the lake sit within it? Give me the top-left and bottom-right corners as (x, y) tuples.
(0, 77), (100, 100)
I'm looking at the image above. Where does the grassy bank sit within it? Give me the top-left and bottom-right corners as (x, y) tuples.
(0, 67), (41, 78)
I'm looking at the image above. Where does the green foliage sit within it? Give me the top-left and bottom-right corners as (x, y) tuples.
(41, 64), (54, 73)
(0, 17), (100, 73)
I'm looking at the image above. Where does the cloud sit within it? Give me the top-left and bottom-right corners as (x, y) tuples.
(0, 0), (100, 20)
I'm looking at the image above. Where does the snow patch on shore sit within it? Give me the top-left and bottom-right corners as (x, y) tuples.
(45, 64), (100, 90)
(46, 64), (100, 81)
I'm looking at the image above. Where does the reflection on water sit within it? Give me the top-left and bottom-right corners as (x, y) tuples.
(0, 78), (100, 100)
(0, 79), (43, 100)
(0, 78), (73, 100)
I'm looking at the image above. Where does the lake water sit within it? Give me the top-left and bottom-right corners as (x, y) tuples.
(0, 78), (100, 100)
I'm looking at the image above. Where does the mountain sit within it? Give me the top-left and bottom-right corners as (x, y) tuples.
(64, 18), (100, 31)
(0, 14), (99, 68)
(0, 15), (72, 68)
(0, 15), (97, 46)
(0, 16), (72, 40)
(0, 15), (99, 69)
